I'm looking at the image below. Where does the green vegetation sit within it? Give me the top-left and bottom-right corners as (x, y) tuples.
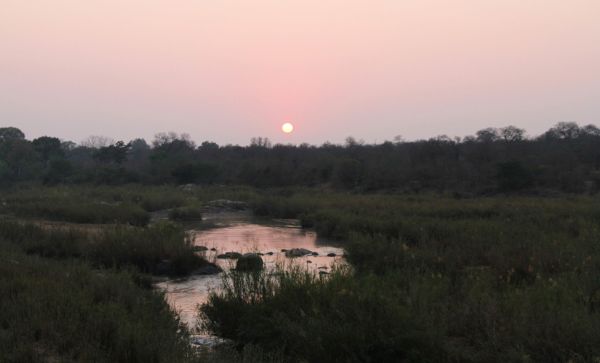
(203, 192), (600, 362)
(2, 122), (600, 194)
(169, 206), (203, 222)
(3, 119), (600, 362)
(0, 237), (194, 362)
(0, 220), (210, 277)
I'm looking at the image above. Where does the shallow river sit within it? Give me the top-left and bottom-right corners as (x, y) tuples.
(155, 212), (345, 334)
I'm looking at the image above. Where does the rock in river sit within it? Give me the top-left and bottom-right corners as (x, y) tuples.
(285, 248), (313, 257)
(217, 252), (242, 259)
(236, 253), (264, 272)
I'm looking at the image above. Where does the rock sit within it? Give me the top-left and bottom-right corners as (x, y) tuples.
(192, 246), (208, 252)
(327, 253), (337, 257)
(236, 253), (264, 272)
(285, 248), (313, 257)
(217, 252), (242, 259)
(307, 260), (312, 264)
(210, 247), (217, 251)
(266, 252), (274, 256)
(193, 263), (222, 275)
(281, 249), (288, 253)
(311, 252), (319, 256)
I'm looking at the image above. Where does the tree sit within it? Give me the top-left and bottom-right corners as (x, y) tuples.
(0, 127), (25, 142)
(499, 126), (526, 142)
(581, 124), (600, 137)
(93, 141), (131, 164)
(544, 122), (581, 140)
(32, 136), (64, 162)
(475, 128), (500, 143)
(250, 137), (271, 148)
(81, 135), (114, 148)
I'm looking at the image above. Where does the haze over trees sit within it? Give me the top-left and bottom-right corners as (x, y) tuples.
(1, 122), (600, 194)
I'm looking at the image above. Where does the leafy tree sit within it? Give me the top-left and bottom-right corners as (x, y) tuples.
(93, 141), (131, 164)
(32, 136), (64, 162)
(0, 127), (25, 142)
(475, 128), (500, 142)
(544, 122), (581, 139)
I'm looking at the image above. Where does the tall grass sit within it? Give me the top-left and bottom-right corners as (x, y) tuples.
(0, 220), (211, 276)
(203, 192), (600, 362)
(201, 265), (441, 363)
(0, 246), (195, 362)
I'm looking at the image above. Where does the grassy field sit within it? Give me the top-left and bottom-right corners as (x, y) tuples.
(2, 185), (600, 362)
(204, 191), (600, 362)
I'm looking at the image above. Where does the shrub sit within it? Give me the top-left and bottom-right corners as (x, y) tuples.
(168, 207), (203, 221)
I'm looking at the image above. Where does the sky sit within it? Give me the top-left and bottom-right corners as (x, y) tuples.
(1, 0), (600, 145)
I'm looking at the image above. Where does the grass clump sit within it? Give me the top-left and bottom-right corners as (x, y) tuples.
(8, 199), (150, 226)
(169, 206), (203, 222)
(201, 266), (441, 363)
(0, 220), (211, 276)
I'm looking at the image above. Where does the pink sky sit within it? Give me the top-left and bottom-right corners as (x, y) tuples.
(1, 0), (600, 145)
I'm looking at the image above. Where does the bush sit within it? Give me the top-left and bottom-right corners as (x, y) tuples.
(0, 220), (210, 276)
(168, 207), (203, 221)
(0, 248), (194, 362)
(201, 266), (442, 363)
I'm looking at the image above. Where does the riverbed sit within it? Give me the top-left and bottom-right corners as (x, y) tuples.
(155, 211), (345, 335)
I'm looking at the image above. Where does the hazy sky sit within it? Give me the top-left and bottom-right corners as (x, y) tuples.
(2, 0), (599, 145)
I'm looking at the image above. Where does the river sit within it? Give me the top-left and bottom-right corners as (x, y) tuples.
(155, 211), (345, 342)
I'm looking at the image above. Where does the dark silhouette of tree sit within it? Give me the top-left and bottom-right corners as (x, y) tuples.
(543, 122), (581, 139)
(0, 127), (25, 142)
(500, 126), (526, 142)
(1, 122), (600, 193)
(93, 141), (131, 164)
(32, 137), (64, 162)
(476, 128), (500, 142)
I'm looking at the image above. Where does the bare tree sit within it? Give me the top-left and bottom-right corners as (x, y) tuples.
(500, 126), (526, 142)
(81, 135), (114, 149)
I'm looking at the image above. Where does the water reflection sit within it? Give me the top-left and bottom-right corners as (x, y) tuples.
(155, 213), (344, 331)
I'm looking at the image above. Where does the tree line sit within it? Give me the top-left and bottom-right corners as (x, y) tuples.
(1, 122), (600, 194)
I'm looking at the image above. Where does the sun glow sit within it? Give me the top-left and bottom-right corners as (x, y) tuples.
(282, 122), (294, 134)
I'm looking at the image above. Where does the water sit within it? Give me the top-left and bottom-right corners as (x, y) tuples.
(155, 212), (344, 334)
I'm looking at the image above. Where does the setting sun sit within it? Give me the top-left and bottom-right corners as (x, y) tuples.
(282, 122), (294, 134)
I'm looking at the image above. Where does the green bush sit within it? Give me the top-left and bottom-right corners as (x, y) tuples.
(168, 206), (203, 221)
(0, 248), (194, 362)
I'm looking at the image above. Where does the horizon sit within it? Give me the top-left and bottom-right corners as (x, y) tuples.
(6, 121), (594, 147)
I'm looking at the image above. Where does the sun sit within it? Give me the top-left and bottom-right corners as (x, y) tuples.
(282, 122), (294, 134)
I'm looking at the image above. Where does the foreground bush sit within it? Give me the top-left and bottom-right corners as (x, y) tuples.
(201, 266), (441, 363)
(0, 247), (194, 362)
